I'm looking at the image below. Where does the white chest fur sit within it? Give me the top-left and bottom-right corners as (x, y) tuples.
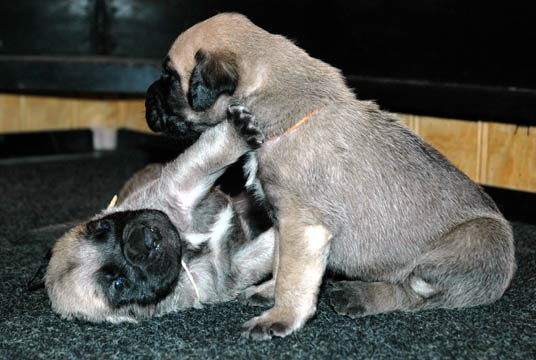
(243, 152), (265, 201)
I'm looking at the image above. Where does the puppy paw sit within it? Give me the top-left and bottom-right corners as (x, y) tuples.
(327, 281), (369, 318)
(227, 104), (264, 148)
(238, 293), (275, 307)
(241, 318), (290, 341)
(240, 306), (310, 340)
(238, 279), (275, 307)
(240, 314), (291, 340)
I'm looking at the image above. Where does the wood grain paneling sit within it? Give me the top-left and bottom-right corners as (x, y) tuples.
(417, 116), (480, 182)
(484, 123), (536, 192)
(398, 114), (415, 131)
(118, 99), (149, 132)
(0, 94), (21, 133)
(21, 95), (78, 131)
(77, 98), (121, 128)
(0, 94), (148, 133)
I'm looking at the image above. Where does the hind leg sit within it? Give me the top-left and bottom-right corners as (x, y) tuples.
(328, 280), (422, 317)
(410, 217), (515, 310)
(328, 217), (516, 317)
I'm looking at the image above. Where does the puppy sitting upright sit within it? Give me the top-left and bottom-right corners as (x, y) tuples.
(145, 13), (516, 340)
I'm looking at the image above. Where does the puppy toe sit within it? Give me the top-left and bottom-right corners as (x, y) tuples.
(327, 281), (368, 318)
(240, 317), (291, 340)
(240, 317), (268, 340)
(227, 104), (264, 148)
(227, 104), (252, 121)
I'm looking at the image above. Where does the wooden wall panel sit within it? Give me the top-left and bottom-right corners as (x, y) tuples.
(0, 94), (148, 133)
(396, 114), (536, 193)
(398, 114), (415, 131)
(22, 96), (79, 131)
(0, 94), (21, 132)
(117, 99), (149, 132)
(77, 99), (121, 129)
(417, 116), (480, 182)
(484, 123), (536, 192)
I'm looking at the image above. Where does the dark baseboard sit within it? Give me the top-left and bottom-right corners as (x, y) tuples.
(348, 76), (536, 126)
(481, 186), (536, 224)
(0, 128), (185, 163)
(0, 129), (93, 159)
(1, 56), (535, 126)
(0, 56), (159, 95)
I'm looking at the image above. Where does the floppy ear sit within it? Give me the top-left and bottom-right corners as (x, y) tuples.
(27, 248), (52, 291)
(188, 49), (239, 111)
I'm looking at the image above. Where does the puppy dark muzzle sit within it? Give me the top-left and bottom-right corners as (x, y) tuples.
(145, 78), (213, 146)
(145, 77), (193, 135)
(145, 80), (169, 133)
(119, 209), (183, 269)
(124, 224), (162, 264)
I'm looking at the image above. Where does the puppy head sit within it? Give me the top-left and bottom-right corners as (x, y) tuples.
(146, 51), (238, 143)
(45, 209), (182, 323)
(145, 13), (348, 142)
(145, 13), (274, 142)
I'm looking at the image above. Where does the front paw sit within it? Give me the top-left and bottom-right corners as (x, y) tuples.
(240, 306), (310, 340)
(227, 104), (265, 148)
(240, 314), (292, 340)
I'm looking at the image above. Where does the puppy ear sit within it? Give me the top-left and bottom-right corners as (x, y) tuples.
(27, 248), (52, 291)
(188, 49), (239, 111)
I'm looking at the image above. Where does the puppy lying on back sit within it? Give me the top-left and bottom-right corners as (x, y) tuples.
(44, 107), (273, 323)
(145, 13), (516, 340)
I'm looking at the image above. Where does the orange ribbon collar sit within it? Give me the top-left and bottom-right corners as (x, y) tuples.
(264, 105), (324, 143)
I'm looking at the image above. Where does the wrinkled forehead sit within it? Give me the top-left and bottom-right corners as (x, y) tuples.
(95, 207), (172, 224)
(167, 25), (211, 92)
(168, 28), (201, 72)
(167, 14), (248, 82)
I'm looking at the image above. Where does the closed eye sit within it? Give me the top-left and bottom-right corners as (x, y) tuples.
(161, 66), (173, 79)
(87, 219), (114, 243)
(161, 57), (174, 77)
(161, 55), (171, 70)
(161, 57), (180, 83)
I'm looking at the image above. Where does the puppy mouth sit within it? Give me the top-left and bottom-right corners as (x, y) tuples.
(145, 88), (169, 133)
(146, 106), (204, 146)
(146, 79), (187, 133)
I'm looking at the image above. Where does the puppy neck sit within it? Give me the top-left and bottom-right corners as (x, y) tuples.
(264, 105), (324, 143)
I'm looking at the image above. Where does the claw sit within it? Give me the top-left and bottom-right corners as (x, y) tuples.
(227, 104), (265, 148)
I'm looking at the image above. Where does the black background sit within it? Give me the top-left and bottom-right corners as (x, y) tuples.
(1, 0), (535, 124)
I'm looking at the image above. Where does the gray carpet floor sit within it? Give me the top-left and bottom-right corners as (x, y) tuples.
(1, 145), (535, 359)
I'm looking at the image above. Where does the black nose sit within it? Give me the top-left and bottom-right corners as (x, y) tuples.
(125, 225), (161, 262)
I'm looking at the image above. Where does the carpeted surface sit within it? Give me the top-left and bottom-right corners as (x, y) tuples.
(1, 139), (535, 359)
